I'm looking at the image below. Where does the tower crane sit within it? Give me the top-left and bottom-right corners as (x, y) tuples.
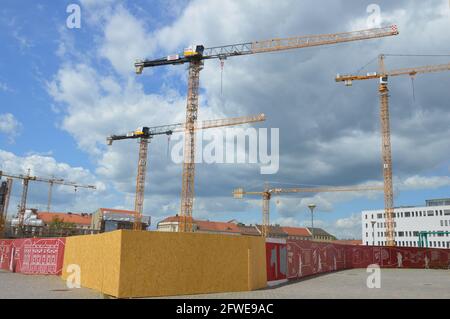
(107, 113), (266, 230)
(336, 55), (450, 246)
(135, 25), (399, 232)
(233, 184), (383, 237)
(0, 170), (96, 228)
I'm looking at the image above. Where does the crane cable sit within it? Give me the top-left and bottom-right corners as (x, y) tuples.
(220, 58), (225, 96)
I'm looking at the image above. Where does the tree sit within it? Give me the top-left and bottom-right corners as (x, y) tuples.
(48, 216), (76, 230)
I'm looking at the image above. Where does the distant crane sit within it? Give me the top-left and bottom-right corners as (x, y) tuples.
(135, 25), (399, 232)
(336, 55), (450, 246)
(0, 170), (96, 228)
(107, 113), (266, 230)
(233, 184), (383, 237)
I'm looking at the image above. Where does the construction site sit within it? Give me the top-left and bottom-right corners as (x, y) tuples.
(1, 1), (450, 303)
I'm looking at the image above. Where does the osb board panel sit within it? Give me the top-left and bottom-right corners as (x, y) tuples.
(118, 231), (267, 298)
(61, 231), (122, 297)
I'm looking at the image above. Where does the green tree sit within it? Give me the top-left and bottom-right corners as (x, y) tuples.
(48, 216), (76, 230)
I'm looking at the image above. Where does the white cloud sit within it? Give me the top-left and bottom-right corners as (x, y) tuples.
(0, 82), (13, 93)
(399, 175), (450, 190)
(0, 113), (22, 143)
(99, 6), (156, 75)
(0, 150), (106, 215)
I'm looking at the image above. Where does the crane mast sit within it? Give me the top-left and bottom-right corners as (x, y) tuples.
(336, 55), (450, 246)
(136, 26), (399, 232)
(134, 137), (149, 230)
(180, 60), (203, 232)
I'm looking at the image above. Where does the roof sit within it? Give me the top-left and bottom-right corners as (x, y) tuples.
(333, 240), (362, 246)
(196, 220), (241, 234)
(281, 226), (312, 237)
(255, 225), (288, 237)
(159, 216), (241, 234)
(238, 225), (261, 236)
(307, 227), (336, 238)
(37, 212), (92, 226)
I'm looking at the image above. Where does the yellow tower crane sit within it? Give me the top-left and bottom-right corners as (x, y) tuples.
(135, 25), (399, 232)
(336, 55), (450, 246)
(233, 184), (383, 237)
(107, 113), (266, 230)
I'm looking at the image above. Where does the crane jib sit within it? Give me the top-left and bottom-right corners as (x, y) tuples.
(135, 25), (399, 69)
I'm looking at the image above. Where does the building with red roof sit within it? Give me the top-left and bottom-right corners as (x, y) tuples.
(37, 212), (92, 229)
(281, 226), (312, 241)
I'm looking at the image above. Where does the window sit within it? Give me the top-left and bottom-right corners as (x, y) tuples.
(377, 213), (383, 219)
(444, 210), (450, 216)
(401, 212), (404, 218)
(438, 242), (441, 247)
(365, 214), (368, 219)
(398, 231), (404, 237)
(413, 231), (419, 236)
(420, 211), (423, 217)
(366, 232), (368, 237)
(445, 220), (448, 227)
(366, 223), (368, 228)
(427, 210), (434, 216)
(405, 212), (410, 217)
(441, 220), (444, 227)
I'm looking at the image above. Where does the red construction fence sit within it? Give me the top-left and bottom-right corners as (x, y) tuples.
(0, 238), (65, 275)
(266, 239), (450, 283)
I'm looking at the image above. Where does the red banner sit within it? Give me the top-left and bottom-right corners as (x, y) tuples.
(286, 240), (348, 279)
(345, 245), (450, 269)
(284, 240), (450, 281)
(0, 238), (65, 275)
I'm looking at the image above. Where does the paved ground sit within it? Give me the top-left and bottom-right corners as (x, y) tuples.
(0, 270), (102, 299)
(165, 268), (450, 299)
(1, 268), (450, 299)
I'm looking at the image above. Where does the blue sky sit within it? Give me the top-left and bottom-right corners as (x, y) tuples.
(0, 0), (449, 238)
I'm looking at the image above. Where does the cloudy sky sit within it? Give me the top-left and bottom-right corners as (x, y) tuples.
(0, 0), (449, 239)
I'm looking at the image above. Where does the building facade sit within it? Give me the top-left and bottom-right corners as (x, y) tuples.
(362, 199), (450, 249)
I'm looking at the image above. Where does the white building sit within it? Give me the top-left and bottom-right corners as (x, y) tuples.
(362, 198), (450, 249)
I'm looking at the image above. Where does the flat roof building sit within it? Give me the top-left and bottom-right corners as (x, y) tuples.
(362, 198), (450, 249)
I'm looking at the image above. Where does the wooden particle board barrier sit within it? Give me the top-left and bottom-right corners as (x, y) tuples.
(61, 230), (267, 298)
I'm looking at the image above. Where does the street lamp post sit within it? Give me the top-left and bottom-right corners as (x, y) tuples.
(308, 204), (316, 241)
